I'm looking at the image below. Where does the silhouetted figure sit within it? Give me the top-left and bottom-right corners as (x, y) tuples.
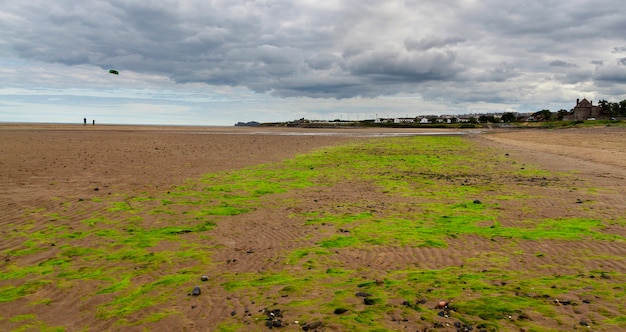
(84, 118), (87, 125)
(93, 120), (95, 126)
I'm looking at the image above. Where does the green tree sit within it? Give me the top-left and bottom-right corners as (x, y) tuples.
(532, 109), (553, 121)
(478, 115), (496, 123)
(501, 112), (516, 123)
(619, 100), (626, 117)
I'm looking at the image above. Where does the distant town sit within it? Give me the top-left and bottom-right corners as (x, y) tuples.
(236, 98), (626, 127)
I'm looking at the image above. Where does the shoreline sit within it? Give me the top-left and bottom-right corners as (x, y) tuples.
(0, 122), (481, 136)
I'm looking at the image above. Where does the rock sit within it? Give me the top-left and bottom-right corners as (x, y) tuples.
(580, 320), (590, 327)
(334, 308), (348, 314)
(355, 291), (372, 297)
(364, 297), (377, 305)
(201, 275), (209, 281)
(302, 321), (322, 331)
(438, 300), (447, 308)
(191, 286), (201, 296)
(437, 311), (445, 317)
(230, 310), (236, 316)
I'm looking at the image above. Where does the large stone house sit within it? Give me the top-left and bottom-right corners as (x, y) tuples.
(565, 98), (604, 120)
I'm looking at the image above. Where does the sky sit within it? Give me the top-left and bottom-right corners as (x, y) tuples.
(1, 0), (626, 126)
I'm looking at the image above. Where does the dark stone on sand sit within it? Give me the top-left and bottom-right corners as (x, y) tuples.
(230, 310), (236, 316)
(454, 322), (461, 328)
(355, 291), (372, 297)
(580, 320), (590, 327)
(94, 187), (99, 191)
(191, 286), (201, 296)
(473, 199), (482, 204)
(437, 310), (445, 317)
(302, 321), (322, 331)
(334, 308), (348, 314)
(363, 297), (377, 305)
(201, 275), (209, 281)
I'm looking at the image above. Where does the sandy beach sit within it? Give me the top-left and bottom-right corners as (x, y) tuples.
(1, 124), (625, 331)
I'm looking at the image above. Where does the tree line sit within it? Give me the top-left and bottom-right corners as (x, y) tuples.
(496, 99), (626, 122)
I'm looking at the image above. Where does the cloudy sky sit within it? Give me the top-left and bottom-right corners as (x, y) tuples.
(2, 0), (626, 125)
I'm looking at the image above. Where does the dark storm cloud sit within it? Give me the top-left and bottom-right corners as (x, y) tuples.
(550, 60), (577, 68)
(1, 0), (626, 103)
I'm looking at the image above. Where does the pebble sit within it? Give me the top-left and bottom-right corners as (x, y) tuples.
(302, 321), (322, 331)
(355, 291), (372, 297)
(334, 308), (348, 314)
(201, 275), (209, 281)
(364, 298), (377, 305)
(191, 286), (201, 296)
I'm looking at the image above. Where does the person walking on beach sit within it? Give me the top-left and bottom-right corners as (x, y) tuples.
(84, 117), (87, 125)
(93, 120), (95, 126)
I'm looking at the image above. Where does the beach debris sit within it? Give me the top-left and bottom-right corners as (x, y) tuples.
(263, 308), (284, 329)
(190, 286), (201, 296)
(200, 275), (209, 281)
(302, 320), (322, 331)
